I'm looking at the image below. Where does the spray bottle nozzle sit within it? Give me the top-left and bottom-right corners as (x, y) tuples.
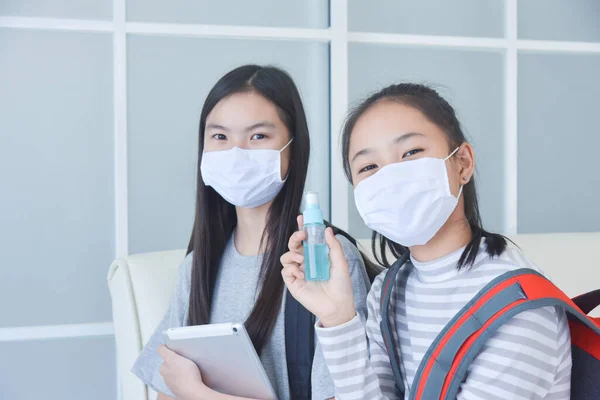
(303, 191), (323, 225)
(304, 191), (319, 209)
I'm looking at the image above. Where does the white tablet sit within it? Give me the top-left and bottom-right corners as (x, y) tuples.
(164, 323), (277, 400)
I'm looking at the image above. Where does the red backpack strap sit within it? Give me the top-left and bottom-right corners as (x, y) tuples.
(570, 289), (600, 364)
(411, 268), (600, 400)
(440, 272), (600, 400)
(407, 268), (533, 400)
(379, 251), (411, 397)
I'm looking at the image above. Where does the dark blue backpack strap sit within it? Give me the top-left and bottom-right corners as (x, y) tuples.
(572, 288), (600, 315)
(380, 252), (411, 397)
(285, 290), (315, 399)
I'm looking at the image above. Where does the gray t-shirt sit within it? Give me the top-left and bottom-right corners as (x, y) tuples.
(131, 234), (371, 400)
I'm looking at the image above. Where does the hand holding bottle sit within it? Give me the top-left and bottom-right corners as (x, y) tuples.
(280, 215), (357, 328)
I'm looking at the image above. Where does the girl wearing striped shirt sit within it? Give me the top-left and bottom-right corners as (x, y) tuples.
(281, 83), (571, 399)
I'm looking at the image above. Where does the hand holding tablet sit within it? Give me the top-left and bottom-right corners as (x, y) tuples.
(162, 323), (277, 400)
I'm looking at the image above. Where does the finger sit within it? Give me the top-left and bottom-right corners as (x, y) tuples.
(281, 264), (306, 285)
(297, 214), (304, 230)
(280, 251), (304, 267)
(287, 230), (306, 252)
(325, 228), (348, 270)
(158, 344), (171, 361)
(281, 263), (305, 279)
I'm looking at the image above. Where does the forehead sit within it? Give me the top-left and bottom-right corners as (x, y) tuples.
(348, 100), (448, 154)
(206, 91), (281, 125)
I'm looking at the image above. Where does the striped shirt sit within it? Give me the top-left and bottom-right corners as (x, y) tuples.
(316, 242), (572, 399)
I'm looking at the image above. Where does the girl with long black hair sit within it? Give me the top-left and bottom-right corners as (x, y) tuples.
(132, 65), (373, 400)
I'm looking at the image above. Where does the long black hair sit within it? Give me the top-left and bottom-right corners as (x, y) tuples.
(186, 65), (379, 353)
(186, 65), (308, 352)
(341, 83), (507, 269)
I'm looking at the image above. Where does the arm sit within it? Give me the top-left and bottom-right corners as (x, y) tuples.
(309, 237), (372, 399)
(281, 219), (397, 399)
(158, 345), (259, 400)
(315, 276), (397, 400)
(457, 306), (571, 400)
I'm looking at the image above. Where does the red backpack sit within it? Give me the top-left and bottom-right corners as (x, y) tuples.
(380, 252), (600, 399)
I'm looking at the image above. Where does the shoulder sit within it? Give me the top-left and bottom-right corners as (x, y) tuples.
(469, 246), (570, 361)
(180, 251), (194, 277)
(460, 245), (564, 319)
(461, 243), (545, 285)
(174, 251), (194, 295)
(496, 244), (543, 273)
(485, 305), (570, 370)
(335, 234), (362, 263)
(335, 234), (372, 287)
(489, 246), (569, 345)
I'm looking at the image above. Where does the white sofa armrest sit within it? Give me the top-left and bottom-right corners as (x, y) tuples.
(108, 259), (148, 400)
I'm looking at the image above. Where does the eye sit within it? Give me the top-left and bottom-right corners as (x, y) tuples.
(251, 133), (267, 140)
(212, 134), (227, 140)
(358, 164), (378, 174)
(403, 148), (423, 158)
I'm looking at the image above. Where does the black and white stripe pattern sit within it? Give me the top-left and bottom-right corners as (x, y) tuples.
(316, 243), (571, 399)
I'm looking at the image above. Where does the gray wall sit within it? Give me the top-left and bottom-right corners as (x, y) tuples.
(1, 1), (598, 399)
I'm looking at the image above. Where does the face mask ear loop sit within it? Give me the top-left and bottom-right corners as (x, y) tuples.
(446, 147), (463, 200)
(444, 146), (460, 161)
(280, 137), (294, 153)
(278, 137), (294, 182)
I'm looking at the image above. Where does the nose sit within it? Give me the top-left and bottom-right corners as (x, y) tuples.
(227, 136), (250, 150)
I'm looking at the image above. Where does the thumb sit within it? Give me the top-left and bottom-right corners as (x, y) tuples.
(325, 228), (348, 272)
(297, 214), (304, 230)
(158, 344), (174, 361)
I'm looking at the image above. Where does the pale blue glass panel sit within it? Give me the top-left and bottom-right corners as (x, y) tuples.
(127, 35), (329, 253)
(349, 0), (504, 37)
(0, 0), (111, 20)
(0, 337), (116, 400)
(518, 53), (600, 233)
(519, 0), (600, 42)
(127, 0), (328, 28)
(0, 29), (114, 326)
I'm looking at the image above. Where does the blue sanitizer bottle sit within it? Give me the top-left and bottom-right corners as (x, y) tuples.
(303, 191), (330, 281)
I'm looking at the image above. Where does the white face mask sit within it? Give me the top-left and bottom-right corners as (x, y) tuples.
(354, 148), (462, 247)
(200, 138), (293, 208)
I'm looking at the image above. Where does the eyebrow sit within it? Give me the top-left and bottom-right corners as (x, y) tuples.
(205, 123), (229, 131)
(206, 121), (276, 132)
(244, 121), (276, 132)
(393, 132), (424, 144)
(350, 132), (425, 164)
